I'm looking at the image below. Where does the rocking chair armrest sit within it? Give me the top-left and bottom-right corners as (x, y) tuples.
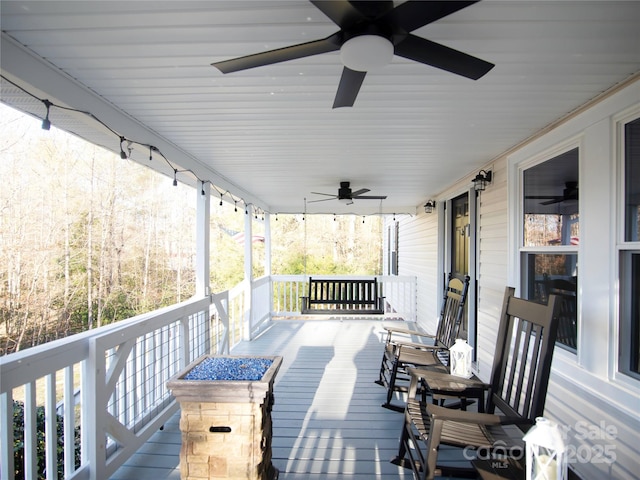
(425, 404), (532, 427)
(383, 326), (436, 340)
(425, 404), (502, 425)
(397, 341), (445, 353)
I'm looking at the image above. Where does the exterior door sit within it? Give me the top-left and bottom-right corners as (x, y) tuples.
(451, 193), (470, 338)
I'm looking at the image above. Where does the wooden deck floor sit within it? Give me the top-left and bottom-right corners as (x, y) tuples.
(110, 318), (473, 479)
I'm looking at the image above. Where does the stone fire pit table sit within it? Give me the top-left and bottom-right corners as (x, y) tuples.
(167, 355), (283, 480)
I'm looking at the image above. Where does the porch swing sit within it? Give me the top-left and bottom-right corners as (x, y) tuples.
(299, 199), (385, 315)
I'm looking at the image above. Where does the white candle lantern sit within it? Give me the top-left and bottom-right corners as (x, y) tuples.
(523, 417), (568, 480)
(449, 338), (473, 378)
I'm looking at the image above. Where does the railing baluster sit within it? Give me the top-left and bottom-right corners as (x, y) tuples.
(62, 365), (76, 478)
(44, 373), (57, 480)
(24, 381), (37, 479)
(1, 391), (14, 480)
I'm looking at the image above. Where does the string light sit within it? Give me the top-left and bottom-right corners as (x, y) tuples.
(3, 76), (416, 221)
(119, 137), (128, 159)
(41, 99), (52, 130)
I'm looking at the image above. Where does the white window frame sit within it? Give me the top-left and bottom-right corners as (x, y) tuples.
(514, 137), (582, 357)
(615, 105), (640, 384)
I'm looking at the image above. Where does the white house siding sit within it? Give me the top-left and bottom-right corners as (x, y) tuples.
(394, 78), (640, 479)
(475, 159), (510, 382)
(390, 212), (441, 333)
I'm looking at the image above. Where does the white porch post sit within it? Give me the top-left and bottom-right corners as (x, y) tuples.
(265, 214), (273, 322)
(196, 182), (211, 298)
(244, 209), (253, 340)
(264, 214), (272, 277)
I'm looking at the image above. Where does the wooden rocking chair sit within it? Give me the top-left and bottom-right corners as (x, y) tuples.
(391, 287), (561, 479)
(375, 274), (470, 411)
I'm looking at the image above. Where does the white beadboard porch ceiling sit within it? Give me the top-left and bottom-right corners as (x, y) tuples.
(1, 1), (639, 215)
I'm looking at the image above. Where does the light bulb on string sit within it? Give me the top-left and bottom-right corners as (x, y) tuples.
(172, 169), (178, 186)
(41, 100), (52, 130)
(120, 137), (128, 159)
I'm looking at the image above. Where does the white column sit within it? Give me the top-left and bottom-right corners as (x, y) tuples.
(195, 183), (210, 297)
(264, 214), (272, 277)
(244, 210), (253, 340)
(265, 214), (273, 322)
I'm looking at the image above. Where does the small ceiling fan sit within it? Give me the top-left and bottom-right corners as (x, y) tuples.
(526, 181), (578, 205)
(211, 0), (494, 108)
(310, 181), (387, 205)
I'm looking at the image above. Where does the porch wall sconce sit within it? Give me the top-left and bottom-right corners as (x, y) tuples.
(424, 200), (436, 214)
(473, 170), (493, 191)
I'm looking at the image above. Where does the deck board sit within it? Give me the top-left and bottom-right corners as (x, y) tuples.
(110, 318), (473, 479)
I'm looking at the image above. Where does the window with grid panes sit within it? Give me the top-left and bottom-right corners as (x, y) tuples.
(521, 148), (579, 352)
(620, 116), (640, 379)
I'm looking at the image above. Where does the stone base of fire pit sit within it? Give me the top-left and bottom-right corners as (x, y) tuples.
(167, 355), (282, 480)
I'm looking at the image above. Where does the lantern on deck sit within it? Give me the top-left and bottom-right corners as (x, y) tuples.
(449, 338), (473, 378)
(523, 417), (568, 480)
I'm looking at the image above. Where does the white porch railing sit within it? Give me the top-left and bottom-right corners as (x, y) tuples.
(0, 274), (415, 480)
(0, 291), (239, 480)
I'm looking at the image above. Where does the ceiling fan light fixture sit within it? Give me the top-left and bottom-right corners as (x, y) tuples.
(340, 35), (393, 72)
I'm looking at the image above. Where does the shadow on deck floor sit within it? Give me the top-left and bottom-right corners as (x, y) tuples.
(111, 318), (475, 480)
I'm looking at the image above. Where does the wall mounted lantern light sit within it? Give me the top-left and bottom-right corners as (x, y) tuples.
(473, 170), (493, 191)
(424, 200), (436, 214)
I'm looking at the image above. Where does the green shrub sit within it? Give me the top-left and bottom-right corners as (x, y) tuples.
(13, 400), (81, 480)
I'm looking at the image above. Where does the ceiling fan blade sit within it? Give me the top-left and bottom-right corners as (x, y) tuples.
(308, 197), (337, 203)
(333, 67), (367, 108)
(212, 34), (342, 74)
(310, 0), (372, 28)
(382, 1), (478, 34)
(353, 195), (388, 200)
(394, 34), (494, 80)
(350, 188), (370, 197)
(311, 192), (337, 197)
